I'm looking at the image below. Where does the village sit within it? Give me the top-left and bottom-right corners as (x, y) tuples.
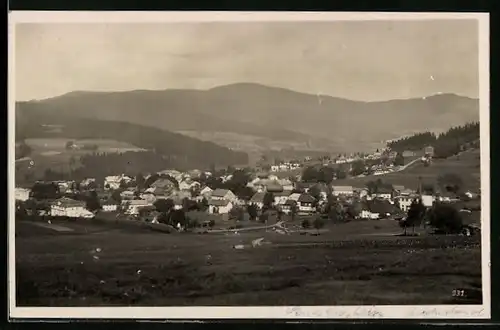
(14, 142), (481, 237)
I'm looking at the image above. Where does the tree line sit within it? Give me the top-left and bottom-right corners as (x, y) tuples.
(15, 111), (249, 169)
(387, 122), (479, 158)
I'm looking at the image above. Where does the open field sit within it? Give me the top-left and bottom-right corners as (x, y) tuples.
(16, 218), (482, 306)
(334, 149), (481, 191)
(15, 138), (146, 186)
(25, 138), (145, 155)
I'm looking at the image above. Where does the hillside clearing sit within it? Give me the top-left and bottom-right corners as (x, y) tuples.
(333, 149), (480, 191)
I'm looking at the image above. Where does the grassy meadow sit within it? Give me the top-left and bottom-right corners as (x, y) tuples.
(15, 217), (482, 307)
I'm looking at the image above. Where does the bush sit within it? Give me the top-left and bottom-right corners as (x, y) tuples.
(428, 203), (463, 234)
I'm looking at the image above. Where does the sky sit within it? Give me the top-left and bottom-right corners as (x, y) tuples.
(14, 19), (479, 102)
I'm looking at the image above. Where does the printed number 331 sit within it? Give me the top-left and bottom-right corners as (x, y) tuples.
(452, 289), (466, 297)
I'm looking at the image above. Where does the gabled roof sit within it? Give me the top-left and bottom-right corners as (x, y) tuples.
(151, 178), (176, 188)
(250, 192), (266, 203)
(53, 197), (86, 208)
(288, 193), (302, 201)
(266, 180), (284, 192)
(298, 193), (316, 203)
(274, 190), (292, 197)
(212, 188), (232, 197)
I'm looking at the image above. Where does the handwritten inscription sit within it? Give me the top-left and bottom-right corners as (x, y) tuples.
(284, 306), (486, 319)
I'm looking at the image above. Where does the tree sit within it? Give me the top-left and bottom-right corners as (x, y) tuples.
(198, 197), (209, 212)
(428, 203), (463, 234)
(230, 206), (245, 221)
(259, 212), (268, 224)
(290, 201), (298, 221)
(313, 217), (325, 234)
(170, 209), (188, 229)
(335, 167), (347, 180)
(309, 185), (322, 201)
(302, 166), (319, 183)
(394, 153), (405, 167)
(351, 160), (366, 176)
(247, 204), (258, 221)
(154, 198), (175, 214)
(301, 219), (311, 229)
(86, 190), (101, 213)
(402, 199), (425, 235)
(144, 174), (160, 188)
(437, 173), (464, 194)
(318, 166), (335, 183)
(119, 179), (128, 189)
(31, 182), (61, 200)
(111, 190), (122, 203)
(135, 173), (145, 190)
(263, 192), (274, 211)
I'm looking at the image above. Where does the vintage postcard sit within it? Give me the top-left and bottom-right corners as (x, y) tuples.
(8, 11), (490, 320)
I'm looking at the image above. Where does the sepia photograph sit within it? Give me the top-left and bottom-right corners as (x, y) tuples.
(8, 11), (490, 319)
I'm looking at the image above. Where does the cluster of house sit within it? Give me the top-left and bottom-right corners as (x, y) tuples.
(270, 162), (302, 172)
(15, 156), (474, 222)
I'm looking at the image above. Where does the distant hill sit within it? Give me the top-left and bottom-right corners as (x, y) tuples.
(15, 110), (249, 170)
(17, 83), (479, 152)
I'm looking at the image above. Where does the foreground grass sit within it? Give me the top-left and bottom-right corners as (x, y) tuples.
(15, 220), (482, 306)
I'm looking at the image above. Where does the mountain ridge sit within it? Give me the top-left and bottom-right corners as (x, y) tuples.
(17, 83), (479, 153)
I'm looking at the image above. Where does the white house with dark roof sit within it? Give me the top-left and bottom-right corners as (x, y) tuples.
(297, 193), (316, 214)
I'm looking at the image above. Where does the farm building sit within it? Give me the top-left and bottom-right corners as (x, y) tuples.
(50, 197), (94, 218)
(371, 187), (393, 200)
(15, 187), (31, 201)
(122, 199), (152, 215)
(249, 192), (266, 209)
(208, 199), (234, 214)
(274, 190), (292, 206)
(199, 186), (213, 198)
(179, 180), (200, 192)
(104, 174), (133, 190)
(265, 180), (284, 193)
(331, 186), (354, 197)
(148, 178), (177, 196)
(211, 189), (238, 204)
(394, 195), (418, 212)
(102, 199), (119, 212)
(280, 199), (297, 215)
(277, 178), (294, 191)
(297, 193), (316, 214)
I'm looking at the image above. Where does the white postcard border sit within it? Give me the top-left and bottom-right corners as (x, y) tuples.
(8, 11), (491, 320)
